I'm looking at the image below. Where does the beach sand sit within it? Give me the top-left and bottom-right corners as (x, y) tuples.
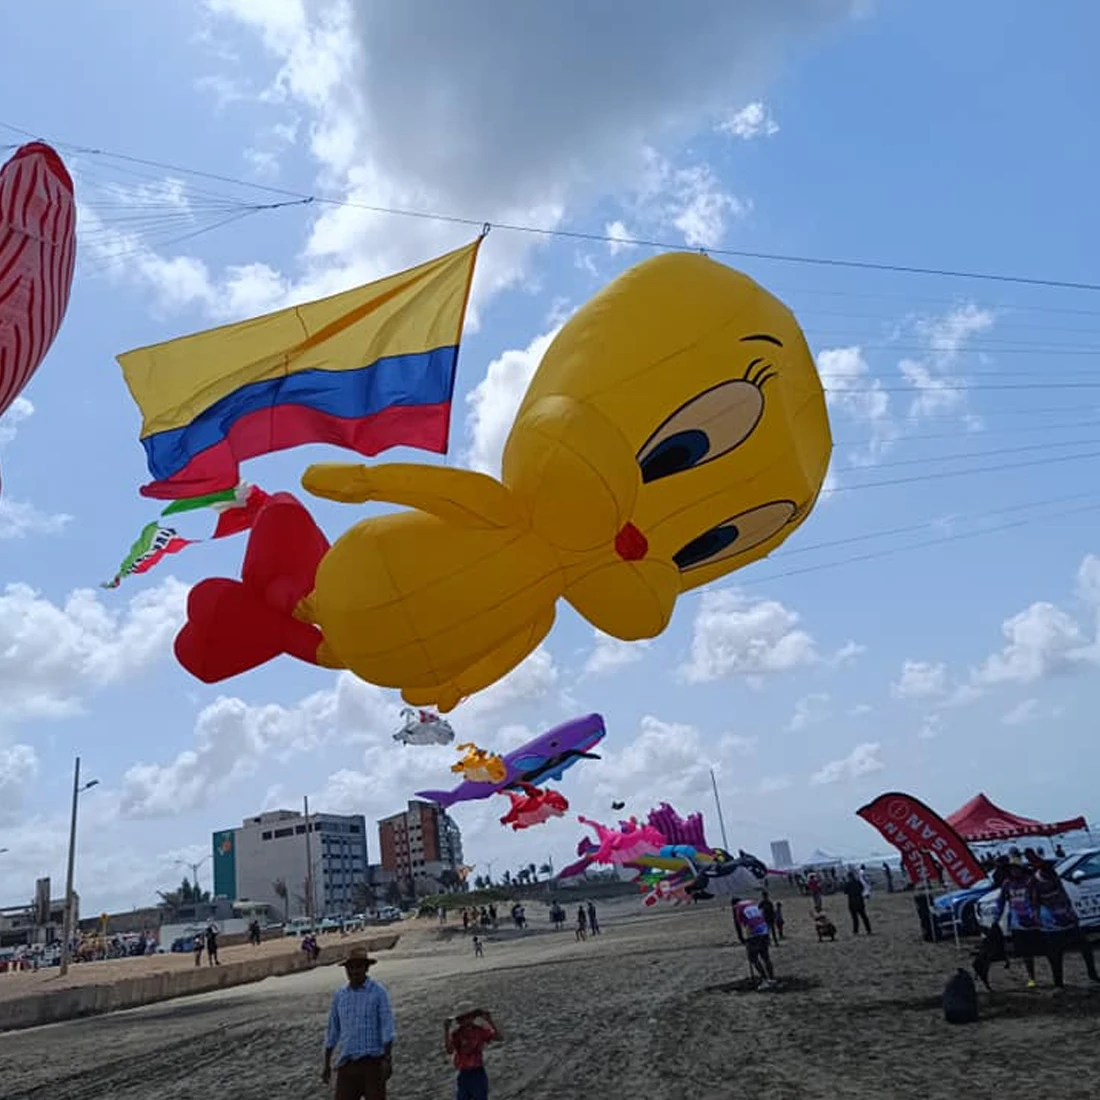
(2, 887), (1098, 1099)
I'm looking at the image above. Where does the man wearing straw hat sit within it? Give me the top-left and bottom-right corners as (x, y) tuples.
(322, 946), (395, 1099)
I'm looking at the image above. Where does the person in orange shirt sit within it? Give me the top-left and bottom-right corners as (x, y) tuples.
(445, 1003), (503, 1100)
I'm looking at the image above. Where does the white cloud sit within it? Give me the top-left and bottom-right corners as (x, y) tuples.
(604, 220), (636, 255)
(900, 302), (994, 420)
(94, 1), (864, 320)
(1001, 698), (1039, 726)
(118, 642), (559, 819)
(464, 329), (557, 475)
(787, 692), (831, 732)
(817, 346), (899, 463)
(972, 601), (1091, 687)
(584, 630), (651, 677)
(453, 646), (561, 725)
(631, 149), (748, 249)
(719, 101), (779, 139)
(917, 714), (941, 740)
(0, 498), (71, 540)
(719, 732), (758, 756)
(0, 579), (188, 721)
(0, 396), (34, 447)
(120, 674), (396, 818)
(891, 659), (948, 700)
(0, 743), (38, 824)
(679, 589), (854, 684)
(810, 741), (883, 785)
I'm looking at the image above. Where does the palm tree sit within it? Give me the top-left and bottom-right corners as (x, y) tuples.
(352, 881), (377, 913)
(156, 888), (183, 911)
(539, 862), (554, 879)
(272, 878), (290, 923)
(527, 862), (537, 883)
(502, 870), (513, 887)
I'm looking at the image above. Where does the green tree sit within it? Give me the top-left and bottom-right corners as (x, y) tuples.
(352, 881), (377, 913)
(272, 878), (290, 922)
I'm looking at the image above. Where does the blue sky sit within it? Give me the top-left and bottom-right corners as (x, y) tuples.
(2, 0), (1099, 913)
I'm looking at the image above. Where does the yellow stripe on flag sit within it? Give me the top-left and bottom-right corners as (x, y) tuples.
(118, 239), (482, 438)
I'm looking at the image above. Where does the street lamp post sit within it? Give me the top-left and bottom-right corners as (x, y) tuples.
(59, 757), (99, 978)
(174, 855), (212, 897)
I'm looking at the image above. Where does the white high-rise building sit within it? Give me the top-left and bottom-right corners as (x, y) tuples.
(770, 840), (794, 870)
(212, 809), (369, 918)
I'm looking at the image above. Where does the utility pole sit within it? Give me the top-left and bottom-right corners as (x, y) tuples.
(303, 796), (315, 927)
(710, 767), (730, 851)
(59, 758), (99, 977)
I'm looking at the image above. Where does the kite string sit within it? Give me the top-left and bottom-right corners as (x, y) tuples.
(4, 118), (1100, 295)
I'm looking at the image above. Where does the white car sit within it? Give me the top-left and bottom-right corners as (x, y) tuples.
(976, 848), (1100, 930)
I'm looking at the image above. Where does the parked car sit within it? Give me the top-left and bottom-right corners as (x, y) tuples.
(931, 879), (993, 937)
(976, 848), (1100, 931)
(375, 906), (402, 923)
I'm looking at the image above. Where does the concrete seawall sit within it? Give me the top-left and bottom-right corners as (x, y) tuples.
(0, 933), (399, 1033)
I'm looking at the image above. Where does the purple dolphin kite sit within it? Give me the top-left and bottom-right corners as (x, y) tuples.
(415, 713), (606, 809)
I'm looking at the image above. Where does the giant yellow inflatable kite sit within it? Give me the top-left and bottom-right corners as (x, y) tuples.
(175, 252), (832, 710)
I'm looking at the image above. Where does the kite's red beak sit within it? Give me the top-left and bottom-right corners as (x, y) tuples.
(614, 522), (648, 561)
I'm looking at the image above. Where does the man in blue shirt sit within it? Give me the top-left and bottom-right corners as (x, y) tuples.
(322, 947), (396, 1099)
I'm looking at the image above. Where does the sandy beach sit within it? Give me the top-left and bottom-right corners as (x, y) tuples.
(3, 887), (1098, 1100)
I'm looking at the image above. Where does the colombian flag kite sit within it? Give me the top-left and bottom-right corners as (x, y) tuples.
(118, 238), (482, 500)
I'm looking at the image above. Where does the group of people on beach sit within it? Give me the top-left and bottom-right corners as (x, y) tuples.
(323, 897), (605, 1098)
(320, 938), (509, 1099)
(988, 847), (1099, 990)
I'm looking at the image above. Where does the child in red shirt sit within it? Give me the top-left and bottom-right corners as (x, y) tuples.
(445, 1002), (502, 1100)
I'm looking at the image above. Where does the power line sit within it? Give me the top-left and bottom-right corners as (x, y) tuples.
(827, 447), (1100, 492)
(736, 499), (1098, 589)
(5, 118), (1100, 295)
(831, 436), (1100, 475)
(833, 416), (1100, 447)
(773, 489), (1100, 560)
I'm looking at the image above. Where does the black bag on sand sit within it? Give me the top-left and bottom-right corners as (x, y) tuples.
(943, 968), (979, 1025)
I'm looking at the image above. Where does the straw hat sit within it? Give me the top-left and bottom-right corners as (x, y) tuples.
(342, 946), (378, 968)
(452, 1000), (479, 1020)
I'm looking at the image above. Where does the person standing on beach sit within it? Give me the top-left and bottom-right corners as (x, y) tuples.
(992, 862), (1045, 989)
(586, 901), (600, 936)
(322, 947), (395, 1100)
(205, 924), (220, 966)
(732, 896), (776, 989)
(192, 933), (203, 967)
(445, 1003), (502, 1100)
(807, 872), (823, 913)
(575, 905), (588, 942)
(759, 891), (778, 946)
(844, 871), (872, 935)
(1026, 848), (1100, 988)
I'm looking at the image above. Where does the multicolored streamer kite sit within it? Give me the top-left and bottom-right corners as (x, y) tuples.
(102, 483), (270, 588)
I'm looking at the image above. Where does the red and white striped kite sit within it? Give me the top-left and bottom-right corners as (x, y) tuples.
(0, 141), (76, 493)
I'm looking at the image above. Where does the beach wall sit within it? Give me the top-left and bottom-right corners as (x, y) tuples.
(0, 933), (399, 1034)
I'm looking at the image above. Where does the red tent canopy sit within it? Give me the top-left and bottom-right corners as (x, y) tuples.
(947, 793), (1086, 843)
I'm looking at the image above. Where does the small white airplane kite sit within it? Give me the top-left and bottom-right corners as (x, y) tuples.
(393, 707), (456, 747)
